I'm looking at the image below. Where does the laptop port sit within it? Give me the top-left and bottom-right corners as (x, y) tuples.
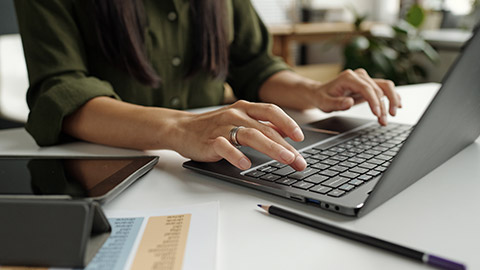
(289, 195), (304, 202)
(306, 198), (321, 205)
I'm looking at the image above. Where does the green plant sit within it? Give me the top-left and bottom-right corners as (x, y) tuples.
(473, 0), (480, 8)
(343, 4), (439, 85)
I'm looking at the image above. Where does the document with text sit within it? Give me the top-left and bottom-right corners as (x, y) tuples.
(0, 202), (219, 270)
(93, 201), (219, 270)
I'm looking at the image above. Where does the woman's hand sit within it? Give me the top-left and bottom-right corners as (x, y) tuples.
(63, 97), (306, 171)
(64, 68), (401, 172)
(259, 69), (402, 126)
(173, 100), (307, 171)
(312, 69), (402, 126)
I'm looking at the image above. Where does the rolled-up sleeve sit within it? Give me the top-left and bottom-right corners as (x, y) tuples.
(15, 0), (119, 146)
(227, 0), (290, 102)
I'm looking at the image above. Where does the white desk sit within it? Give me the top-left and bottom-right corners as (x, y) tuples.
(1, 83), (479, 270)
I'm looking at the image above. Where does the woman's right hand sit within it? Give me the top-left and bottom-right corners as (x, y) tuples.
(172, 100), (307, 171)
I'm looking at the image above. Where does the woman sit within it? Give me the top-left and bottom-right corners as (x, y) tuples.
(15, 0), (401, 171)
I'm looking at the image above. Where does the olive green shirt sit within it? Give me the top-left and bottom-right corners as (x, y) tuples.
(15, 0), (289, 146)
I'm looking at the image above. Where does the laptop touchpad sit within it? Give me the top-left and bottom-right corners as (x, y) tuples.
(241, 116), (372, 167)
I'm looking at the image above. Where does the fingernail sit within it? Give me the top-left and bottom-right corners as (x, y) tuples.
(381, 115), (388, 125)
(293, 155), (307, 170)
(391, 107), (397, 116)
(239, 157), (251, 170)
(280, 150), (295, 163)
(373, 106), (381, 117)
(293, 127), (304, 141)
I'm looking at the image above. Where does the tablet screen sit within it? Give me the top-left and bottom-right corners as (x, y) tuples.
(0, 156), (158, 199)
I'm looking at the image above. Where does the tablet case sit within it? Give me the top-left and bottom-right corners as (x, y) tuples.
(0, 198), (111, 268)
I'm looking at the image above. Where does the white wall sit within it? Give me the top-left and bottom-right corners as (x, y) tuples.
(0, 34), (29, 122)
(309, 0), (400, 24)
(251, 0), (295, 25)
(251, 0), (401, 25)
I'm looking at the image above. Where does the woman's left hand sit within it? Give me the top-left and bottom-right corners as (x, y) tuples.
(311, 68), (402, 126)
(259, 69), (402, 126)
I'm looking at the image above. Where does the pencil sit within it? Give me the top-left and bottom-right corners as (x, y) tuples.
(258, 204), (466, 270)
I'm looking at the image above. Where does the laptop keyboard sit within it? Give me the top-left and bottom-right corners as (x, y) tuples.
(244, 123), (413, 198)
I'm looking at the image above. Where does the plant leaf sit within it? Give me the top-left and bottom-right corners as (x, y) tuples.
(372, 50), (393, 77)
(421, 42), (440, 63)
(406, 4), (425, 28)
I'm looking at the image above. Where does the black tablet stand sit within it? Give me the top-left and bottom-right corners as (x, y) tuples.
(0, 198), (111, 268)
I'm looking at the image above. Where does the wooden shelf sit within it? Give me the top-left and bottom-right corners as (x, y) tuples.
(269, 22), (378, 66)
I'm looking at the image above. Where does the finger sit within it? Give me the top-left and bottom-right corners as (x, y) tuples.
(374, 79), (401, 116)
(339, 70), (382, 118)
(352, 96), (366, 105)
(354, 69), (388, 124)
(318, 93), (354, 112)
(263, 122), (288, 138)
(241, 102), (304, 142)
(217, 102), (306, 170)
(379, 97), (388, 126)
(343, 92), (366, 105)
(236, 123), (307, 171)
(253, 122), (309, 170)
(236, 127), (307, 171)
(354, 69), (386, 108)
(212, 136), (251, 170)
(243, 118), (302, 157)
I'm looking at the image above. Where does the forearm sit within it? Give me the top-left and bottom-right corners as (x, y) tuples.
(258, 70), (319, 110)
(62, 95), (309, 170)
(62, 96), (189, 150)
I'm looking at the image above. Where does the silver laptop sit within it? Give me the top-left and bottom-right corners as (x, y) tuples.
(184, 26), (480, 217)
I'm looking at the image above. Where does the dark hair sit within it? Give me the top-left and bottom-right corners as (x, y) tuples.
(90, 0), (229, 88)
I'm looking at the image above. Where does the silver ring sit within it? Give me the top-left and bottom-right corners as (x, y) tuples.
(229, 126), (244, 148)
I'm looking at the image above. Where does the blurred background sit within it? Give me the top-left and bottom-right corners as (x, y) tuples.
(1, 0), (478, 128)
(253, 0), (478, 84)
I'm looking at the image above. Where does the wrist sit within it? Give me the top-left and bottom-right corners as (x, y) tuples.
(149, 107), (193, 152)
(259, 70), (322, 110)
(300, 77), (323, 109)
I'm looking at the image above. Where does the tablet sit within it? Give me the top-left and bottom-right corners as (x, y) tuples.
(0, 155), (158, 204)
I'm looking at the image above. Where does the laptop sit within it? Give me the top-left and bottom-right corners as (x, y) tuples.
(184, 26), (480, 217)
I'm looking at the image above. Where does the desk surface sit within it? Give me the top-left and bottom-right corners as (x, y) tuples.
(1, 83), (479, 270)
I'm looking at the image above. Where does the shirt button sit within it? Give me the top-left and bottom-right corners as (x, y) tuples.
(171, 57), (182, 67)
(167, 12), (177, 21)
(170, 97), (180, 107)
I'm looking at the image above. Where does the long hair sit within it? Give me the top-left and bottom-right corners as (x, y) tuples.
(90, 0), (229, 88)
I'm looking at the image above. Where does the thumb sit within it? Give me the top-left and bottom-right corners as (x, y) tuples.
(319, 95), (354, 112)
